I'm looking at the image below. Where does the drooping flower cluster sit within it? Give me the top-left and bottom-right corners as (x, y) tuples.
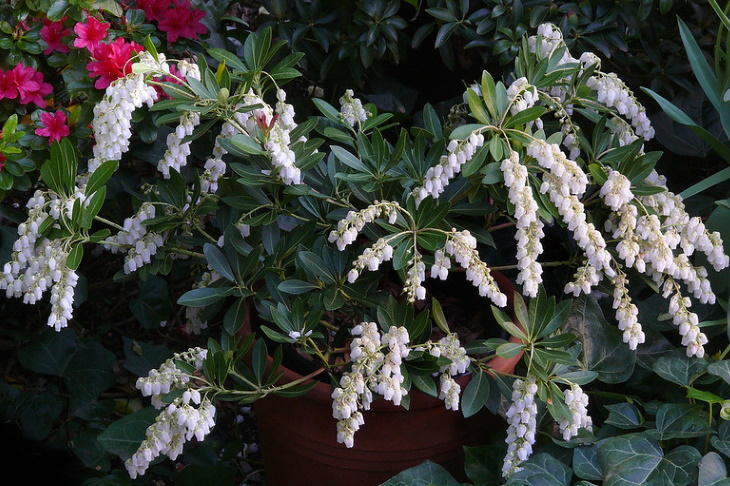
(557, 383), (593, 441)
(347, 238), (394, 283)
(331, 323), (411, 447)
(586, 73), (654, 140)
(428, 333), (471, 411)
(0, 190), (80, 330)
(126, 347), (215, 478)
(103, 202), (165, 274)
(88, 59), (158, 172)
(506, 77), (539, 117)
(157, 110), (201, 178)
(328, 201), (400, 251)
(413, 132), (485, 204)
(339, 89), (369, 127)
(502, 375), (539, 478)
(500, 150), (544, 297)
(440, 229), (508, 308)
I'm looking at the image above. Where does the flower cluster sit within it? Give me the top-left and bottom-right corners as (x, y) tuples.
(103, 202), (165, 274)
(428, 333), (471, 411)
(328, 201), (400, 251)
(502, 375), (539, 478)
(501, 150), (544, 297)
(136, 0), (208, 43)
(35, 111), (70, 143)
(331, 323), (411, 447)
(338, 89), (369, 127)
(441, 229), (508, 307)
(158, 110), (202, 178)
(557, 383), (593, 441)
(87, 60), (158, 172)
(127, 347), (215, 478)
(0, 64), (53, 107)
(413, 133), (485, 204)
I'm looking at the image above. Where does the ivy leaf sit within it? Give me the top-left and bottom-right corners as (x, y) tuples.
(379, 460), (462, 486)
(698, 452), (730, 486)
(573, 445), (603, 481)
(506, 453), (572, 486)
(597, 433), (663, 486)
(98, 407), (160, 459)
(647, 445), (701, 486)
(604, 403), (644, 429)
(655, 403), (712, 440)
(652, 350), (708, 386)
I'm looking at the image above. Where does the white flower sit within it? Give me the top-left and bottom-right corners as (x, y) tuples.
(339, 89), (369, 127)
(557, 384), (592, 441)
(502, 375), (539, 478)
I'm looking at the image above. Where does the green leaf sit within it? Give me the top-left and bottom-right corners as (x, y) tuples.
(17, 328), (77, 376)
(223, 297), (247, 336)
(203, 243), (235, 282)
(278, 279), (320, 295)
(507, 453), (572, 486)
(177, 287), (228, 307)
(648, 445), (701, 486)
(604, 402), (644, 429)
(698, 452), (730, 486)
(597, 433), (663, 486)
(251, 339), (267, 383)
(97, 407), (160, 459)
(678, 17), (730, 137)
(504, 106), (547, 128)
(380, 460), (462, 486)
(66, 243), (84, 271)
(573, 445), (603, 481)
(565, 296), (636, 384)
(708, 361), (730, 386)
(652, 350), (708, 386)
(655, 403), (712, 440)
(461, 370), (490, 418)
(331, 145), (370, 173)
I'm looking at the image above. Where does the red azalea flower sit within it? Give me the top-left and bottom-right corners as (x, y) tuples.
(86, 38), (143, 90)
(73, 14), (110, 55)
(35, 111), (70, 143)
(0, 69), (17, 100)
(137, 0), (171, 22)
(158, 0), (208, 43)
(12, 64), (53, 107)
(40, 18), (72, 55)
(0, 153), (5, 172)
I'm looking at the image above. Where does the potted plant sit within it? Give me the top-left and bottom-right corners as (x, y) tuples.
(2, 19), (728, 485)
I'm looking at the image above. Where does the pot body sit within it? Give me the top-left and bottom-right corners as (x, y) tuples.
(253, 370), (501, 486)
(251, 270), (521, 485)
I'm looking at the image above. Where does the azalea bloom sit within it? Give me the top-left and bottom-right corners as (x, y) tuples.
(0, 153), (5, 172)
(0, 70), (17, 100)
(11, 64), (53, 107)
(35, 111), (70, 143)
(86, 38), (143, 89)
(136, 0), (170, 22)
(158, 0), (208, 43)
(73, 15), (110, 55)
(40, 18), (72, 55)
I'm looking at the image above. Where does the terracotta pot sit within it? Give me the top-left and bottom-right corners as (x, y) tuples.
(250, 271), (522, 486)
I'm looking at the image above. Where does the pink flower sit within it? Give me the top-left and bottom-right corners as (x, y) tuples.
(40, 18), (72, 55)
(0, 153), (5, 172)
(11, 64), (53, 107)
(35, 111), (70, 143)
(136, 0), (171, 22)
(86, 38), (143, 90)
(73, 14), (109, 55)
(158, 0), (208, 43)
(0, 70), (17, 100)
